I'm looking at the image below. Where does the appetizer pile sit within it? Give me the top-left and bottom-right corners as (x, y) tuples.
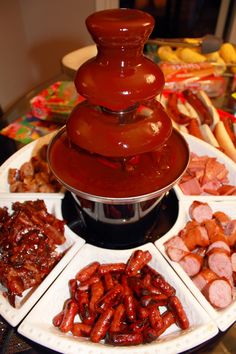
(0, 200), (66, 307)
(53, 250), (189, 346)
(159, 89), (236, 163)
(179, 153), (236, 196)
(165, 201), (236, 309)
(8, 144), (62, 193)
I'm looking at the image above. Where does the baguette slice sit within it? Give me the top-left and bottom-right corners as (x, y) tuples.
(214, 121), (236, 162)
(200, 124), (219, 148)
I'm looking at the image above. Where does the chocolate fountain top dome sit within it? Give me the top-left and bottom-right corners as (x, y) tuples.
(75, 8), (165, 111)
(47, 8), (189, 203)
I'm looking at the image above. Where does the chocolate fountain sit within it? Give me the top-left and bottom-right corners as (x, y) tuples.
(48, 8), (189, 248)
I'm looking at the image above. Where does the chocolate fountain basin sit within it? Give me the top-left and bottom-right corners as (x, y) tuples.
(47, 126), (189, 205)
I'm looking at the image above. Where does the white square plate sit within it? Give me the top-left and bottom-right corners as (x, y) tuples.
(0, 196), (85, 326)
(18, 243), (218, 354)
(155, 199), (236, 331)
(175, 133), (236, 202)
(0, 130), (64, 198)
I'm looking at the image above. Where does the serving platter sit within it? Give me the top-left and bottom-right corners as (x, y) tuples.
(18, 243), (218, 354)
(0, 131), (236, 351)
(0, 196), (85, 327)
(155, 199), (236, 331)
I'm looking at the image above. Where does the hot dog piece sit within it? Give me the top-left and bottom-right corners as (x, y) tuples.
(202, 278), (233, 309)
(140, 293), (168, 307)
(76, 261), (100, 282)
(124, 294), (136, 322)
(192, 268), (219, 291)
(76, 290), (96, 325)
(208, 249), (233, 281)
(189, 201), (213, 223)
(152, 275), (176, 297)
(107, 332), (143, 346)
(69, 279), (77, 299)
(78, 275), (101, 291)
(183, 89), (213, 126)
(187, 119), (205, 141)
(59, 299), (79, 333)
(90, 308), (114, 343)
(89, 280), (104, 312)
(72, 323), (92, 337)
(222, 220), (236, 247)
(155, 310), (175, 337)
(129, 319), (149, 333)
(125, 250), (152, 276)
(168, 295), (189, 330)
(95, 284), (123, 312)
(98, 263), (126, 275)
(52, 310), (64, 327)
(148, 305), (163, 331)
(166, 92), (192, 125)
(179, 253), (203, 277)
(110, 303), (126, 333)
(103, 273), (114, 291)
(121, 274), (132, 296)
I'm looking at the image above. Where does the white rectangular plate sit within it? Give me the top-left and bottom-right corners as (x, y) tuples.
(0, 130), (64, 197)
(155, 199), (236, 331)
(175, 133), (236, 201)
(18, 243), (218, 354)
(0, 196), (85, 326)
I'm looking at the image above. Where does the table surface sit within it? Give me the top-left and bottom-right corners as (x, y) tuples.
(0, 73), (236, 354)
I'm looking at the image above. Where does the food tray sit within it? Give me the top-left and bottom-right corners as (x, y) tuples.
(0, 196), (85, 327)
(18, 243), (218, 354)
(175, 132), (236, 202)
(0, 128), (235, 351)
(0, 130), (64, 197)
(155, 199), (236, 331)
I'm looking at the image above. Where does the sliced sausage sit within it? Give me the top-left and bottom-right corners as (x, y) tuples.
(164, 235), (189, 252)
(179, 253), (203, 277)
(208, 249), (233, 281)
(203, 219), (224, 241)
(202, 278), (233, 309)
(166, 246), (189, 262)
(231, 253), (236, 272)
(182, 225), (209, 251)
(213, 211), (231, 229)
(206, 241), (231, 255)
(192, 268), (218, 291)
(189, 201), (213, 223)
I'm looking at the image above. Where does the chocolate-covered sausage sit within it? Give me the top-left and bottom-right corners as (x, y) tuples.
(98, 263), (126, 275)
(107, 332), (143, 346)
(110, 303), (126, 333)
(90, 308), (114, 343)
(76, 261), (100, 282)
(125, 250), (152, 276)
(168, 295), (189, 330)
(59, 299), (79, 333)
(71, 323), (92, 337)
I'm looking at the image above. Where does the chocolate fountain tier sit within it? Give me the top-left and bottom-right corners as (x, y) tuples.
(47, 126), (189, 203)
(75, 9), (165, 111)
(66, 99), (172, 157)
